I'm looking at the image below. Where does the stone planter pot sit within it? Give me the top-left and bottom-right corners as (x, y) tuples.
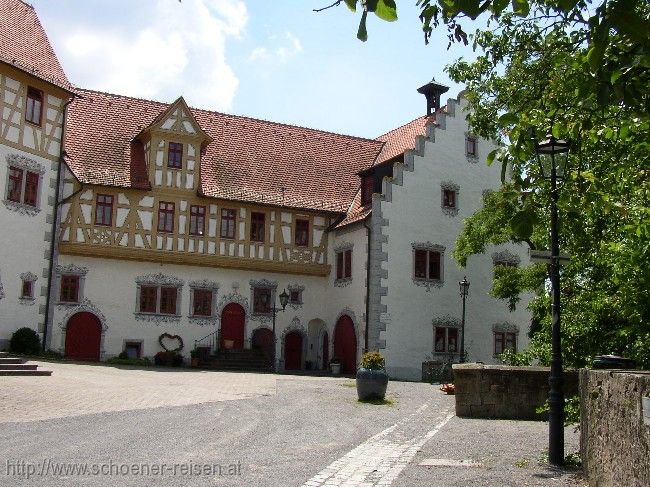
(330, 362), (341, 375)
(356, 368), (388, 401)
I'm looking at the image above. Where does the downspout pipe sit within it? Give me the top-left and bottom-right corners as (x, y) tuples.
(363, 216), (371, 353)
(42, 95), (74, 351)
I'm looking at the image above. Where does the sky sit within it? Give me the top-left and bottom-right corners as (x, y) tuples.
(29, 0), (479, 139)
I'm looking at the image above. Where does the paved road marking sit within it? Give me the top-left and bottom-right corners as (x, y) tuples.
(302, 405), (455, 486)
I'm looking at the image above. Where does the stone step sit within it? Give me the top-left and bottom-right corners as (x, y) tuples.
(0, 369), (52, 376)
(0, 363), (38, 370)
(0, 357), (25, 364)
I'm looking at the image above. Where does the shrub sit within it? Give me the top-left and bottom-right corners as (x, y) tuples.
(9, 327), (41, 355)
(359, 351), (385, 370)
(107, 356), (152, 366)
(154, 351), (183, 367)
(41, 349), (64, 360)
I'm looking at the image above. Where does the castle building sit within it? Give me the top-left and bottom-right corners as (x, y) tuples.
(0, 0), (530, 380)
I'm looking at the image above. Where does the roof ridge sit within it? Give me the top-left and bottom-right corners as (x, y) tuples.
(73, 87), (384, 145)
(375, 114), (430, 140)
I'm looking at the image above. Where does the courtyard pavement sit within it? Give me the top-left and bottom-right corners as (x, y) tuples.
(0, 361), (584, 486)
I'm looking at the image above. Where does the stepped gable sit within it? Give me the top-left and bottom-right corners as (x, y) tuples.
(64, 88), (385, 213)
(0, 0), (72, 91)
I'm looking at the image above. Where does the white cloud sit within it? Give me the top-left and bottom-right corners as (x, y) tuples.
(60, 0), (248, 111)
(248, 32), (303, 65)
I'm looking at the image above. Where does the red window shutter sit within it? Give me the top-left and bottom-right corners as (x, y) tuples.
(8, 167), (23, 202)
(344, 249), (352, 278)
(295, 219), (309, 247)
(361, 175), (374, 206)
(140, 286), (157, 313)
(251, 212), (265, 242)
(60, 275), (79, 302)
(494, 333), (504, 355)
(21, 280), (33, 298)
(447, 328), (458, 352)
(24, 172), (39, 206)
(428, 251), (441, 280)
(193, 289), (212, 316)
(435, 327), (446, 352)
(414, 250), (427, 278)
(336, 252), (344, 280)
(160, 287), (177, 314)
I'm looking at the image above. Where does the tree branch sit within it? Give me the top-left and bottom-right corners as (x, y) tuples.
(313, 1), (342, 13)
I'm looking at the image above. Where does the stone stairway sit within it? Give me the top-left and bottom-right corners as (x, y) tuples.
(0, 352), (52, 376)
(198, 348), (272, 373)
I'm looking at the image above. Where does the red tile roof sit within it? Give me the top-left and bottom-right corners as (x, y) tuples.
(0, 0), (71, 91)
(65, 89), (384, 213)
(374, 115), (434, 166)
(334, 191), (371, 228)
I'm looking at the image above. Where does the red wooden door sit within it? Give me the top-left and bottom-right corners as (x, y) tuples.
(321, 331), (329, 370)
(252, 328), (274, 360)
(284, 332), (302, 370)
(334, 315), (357, 373)
(221, 303), (245, 349)
(64, 312), (101, 361)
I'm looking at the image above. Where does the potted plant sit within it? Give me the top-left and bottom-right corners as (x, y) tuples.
(330, 357), (342, 376)
(190, 349), (200, 368)
(356, 351), (388, 401)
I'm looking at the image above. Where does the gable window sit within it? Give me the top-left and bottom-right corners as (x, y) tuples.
(295, 219), (309, 247)
(361, 175), (374, 206)
(414, 249), (441, 280)
(7, 166), (39, 207)
(157, 201), (175, 233)
(250, 212), (265, 242)
(253, 287), (272, 314)
(220, 209), (236, 239)
(435, 327), (458, 353)
(336, 249), (352, 281)
(442, 189), (456, 209)
(95, 194), (113, 226)
(494, 332), (517, 355)
(25, 87), (43, 125)
(189, 205), (206, 236)
(159, 287), (178, 314)
(139, 286), (157, 313)
(465, 136), (478, 157)
(167, 142), (183, 169)
(192, 289), (213, 316)
(60, 275), (80, 303)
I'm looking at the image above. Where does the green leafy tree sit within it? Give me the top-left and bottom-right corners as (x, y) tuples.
(328, 0), (650, 367)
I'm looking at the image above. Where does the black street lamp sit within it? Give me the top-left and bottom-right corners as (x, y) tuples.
(535, 130), (570, 466)
(459, 276), (470, 363)
(262, 289), (289, 371)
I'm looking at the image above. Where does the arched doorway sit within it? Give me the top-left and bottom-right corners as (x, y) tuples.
(65, 312), (101, 361)
(252, 328), (274, 362)
(221, 303), (245, 349)
(334, 315), (357, 373)
(284, 331), (303, 370)
(321, 331), (329, 370)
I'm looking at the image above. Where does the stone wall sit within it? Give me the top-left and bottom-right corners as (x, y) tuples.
(580, 369), (650, 486)
(453, 363), (579, 420)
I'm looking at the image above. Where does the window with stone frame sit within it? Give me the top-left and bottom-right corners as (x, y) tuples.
(295, 219), (309, 247)
(220, 208), (236, 239)
(167, 142), (183, 169)
(250, 212), (265, 242)
(134, 274), (183, 321)
(189, 205), (206, 236)
(192, 288), (213, 316)
(442, 189), (456, 209)
(59, 275), (80, 303)
(465, 135), (478, 157)
(7, 166), (39, 206)
(139, 286), (157, 313)
(25, 87), (43, 126)
(287, 284), (305, 308)
(336, 248), (352, 281)
(414, 249), (441, 280)
(253, 287), (272, 314)
(94, 194), (113, 226)
(434, 326), (459, 353)
(19, 272), (37, 302)
(494, 332), (517, 355)
(124, 341), (142, 359)
(159, 287), (178, 314)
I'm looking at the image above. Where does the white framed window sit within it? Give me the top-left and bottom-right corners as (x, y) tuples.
(412, 242), (445, 290)
(188, 280), (219, 322)
(134, 273), (183, 323)
(3, 154), (45, 216)
(55, 264), (88, 305)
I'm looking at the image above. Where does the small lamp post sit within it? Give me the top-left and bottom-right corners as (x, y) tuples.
(459, 276), (470, 363)
(535, 130), (570, 466)
(262, 289), (289, 371)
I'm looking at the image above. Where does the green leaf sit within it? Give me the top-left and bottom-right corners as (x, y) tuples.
(486, 149), (498, 167)
(557, 0), (579, 12)
(500, 158), (508, 183)
(510, 210), (535, 240)
(498, 112), (518, 126)
(491, 0), (509, 15)
(344, 0), (357, 12)
(457, 0), (482, 19)
(357, 10), (368, 42)
(511, 0), (530, 17)
(374, 0), (397, 21)
(586, 45), (604, 73)
(610, 69), (623, 85)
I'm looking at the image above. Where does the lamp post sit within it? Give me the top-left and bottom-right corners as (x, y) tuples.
(458, 277), (470, 363)
(263, 289), (289, 371)
(535, 130), (570, 466)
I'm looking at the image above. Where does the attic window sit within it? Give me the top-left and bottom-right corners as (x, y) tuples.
(168, 142), (183, 169)
(360, 175), (374, 206)
(25, 87), (43, 126)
